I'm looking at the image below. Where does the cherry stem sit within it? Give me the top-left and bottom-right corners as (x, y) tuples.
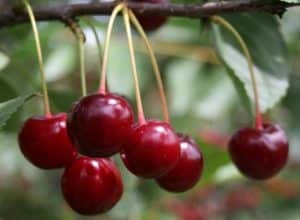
(211, 16), (262, 129)
(123, 7), (146, 125)
(98, 3), (124, 94)
(85, 20), (103, 79)
(23, 0), (51, 117)
(128, 9), (170, 123)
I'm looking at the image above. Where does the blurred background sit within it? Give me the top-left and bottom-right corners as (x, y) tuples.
(0, 0), (300, 219)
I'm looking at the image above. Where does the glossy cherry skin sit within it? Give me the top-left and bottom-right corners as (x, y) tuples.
(131, 0), (169, 31)
(229, 123), (289, 180)
(67, 93), (134, 157)
(61, 157), (123, 215)
(18, 113), (77, 169)
(156, 133), (204, 192)
(121, 120), (180, 178)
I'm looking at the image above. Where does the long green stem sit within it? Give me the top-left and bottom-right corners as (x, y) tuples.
(98, 3), (124, 94)
(128, 9), (170, 123)
(211, 15), (262, 129)
(123, 7), (146, 125)
(23, 0), (51, 117)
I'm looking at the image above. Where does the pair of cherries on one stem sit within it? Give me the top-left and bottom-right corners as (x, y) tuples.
(67, 92), (204, 193)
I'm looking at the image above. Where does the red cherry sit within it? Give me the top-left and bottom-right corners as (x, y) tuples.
(67, 93), (134, 157)
(121, 120), (180, 178)
(229, 123), (289, 180)
(61, 157), (123, 215)
(18, 113), (77, 169)
(156, 133), (204, 192)
(131, 0), (169, 31)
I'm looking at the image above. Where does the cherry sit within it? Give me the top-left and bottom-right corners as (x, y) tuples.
(156, 133), (204, 192)
(61, 157), (123, 215)
(18, 113), (77, 169)
(121, 120), (180, 178)
(67, 93), (134, 157)
(229, 123), (289, 180)
(131, 0), (169, 31)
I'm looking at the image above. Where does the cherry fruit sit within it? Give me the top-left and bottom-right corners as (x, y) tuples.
(229, 123), (289, 180)
(67, 93), (134, 157)
(156, 133), (204, 192)
(61, 157), (123, 215)
(131, 0), (169, 31)
(121, 120), (180, 178)
(18, 113), (77, 169)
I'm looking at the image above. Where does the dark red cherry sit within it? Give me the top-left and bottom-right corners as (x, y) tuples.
(121, 120), (180, 178)
(18, 113), (77, 169)
(67, 93), (134, 157)
(61, 157), (123, 215)
(131, 0), (169, 31)
(229, 123), (289, 180)
(156, 133), (204, 192)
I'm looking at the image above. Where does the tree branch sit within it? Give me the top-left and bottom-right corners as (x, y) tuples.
(0, 0), (299, 28)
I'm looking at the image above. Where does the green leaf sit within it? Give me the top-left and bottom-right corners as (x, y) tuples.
(211, 13), (289, 114)
(0, 93), (35, 129)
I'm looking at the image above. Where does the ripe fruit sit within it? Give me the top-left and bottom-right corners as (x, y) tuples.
(18, 113), (77, 169)
(156, 133), (204, 192)
(131, 0), (169, 31)
(67, 93), (134, 157)
(61, 157), (123, 215)
(121, 120), (180, 178)
(229, 123), (289, 180)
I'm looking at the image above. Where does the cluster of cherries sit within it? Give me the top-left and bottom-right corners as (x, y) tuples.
(17, 0), (289, 216)
(18, 2), (204, 216)
(18, 91), (204, 215)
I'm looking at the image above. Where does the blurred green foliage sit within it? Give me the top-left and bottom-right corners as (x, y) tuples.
(0, 0), (300, 220)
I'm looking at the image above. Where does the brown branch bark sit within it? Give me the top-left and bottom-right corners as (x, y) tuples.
(0, 0), (299, 28)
